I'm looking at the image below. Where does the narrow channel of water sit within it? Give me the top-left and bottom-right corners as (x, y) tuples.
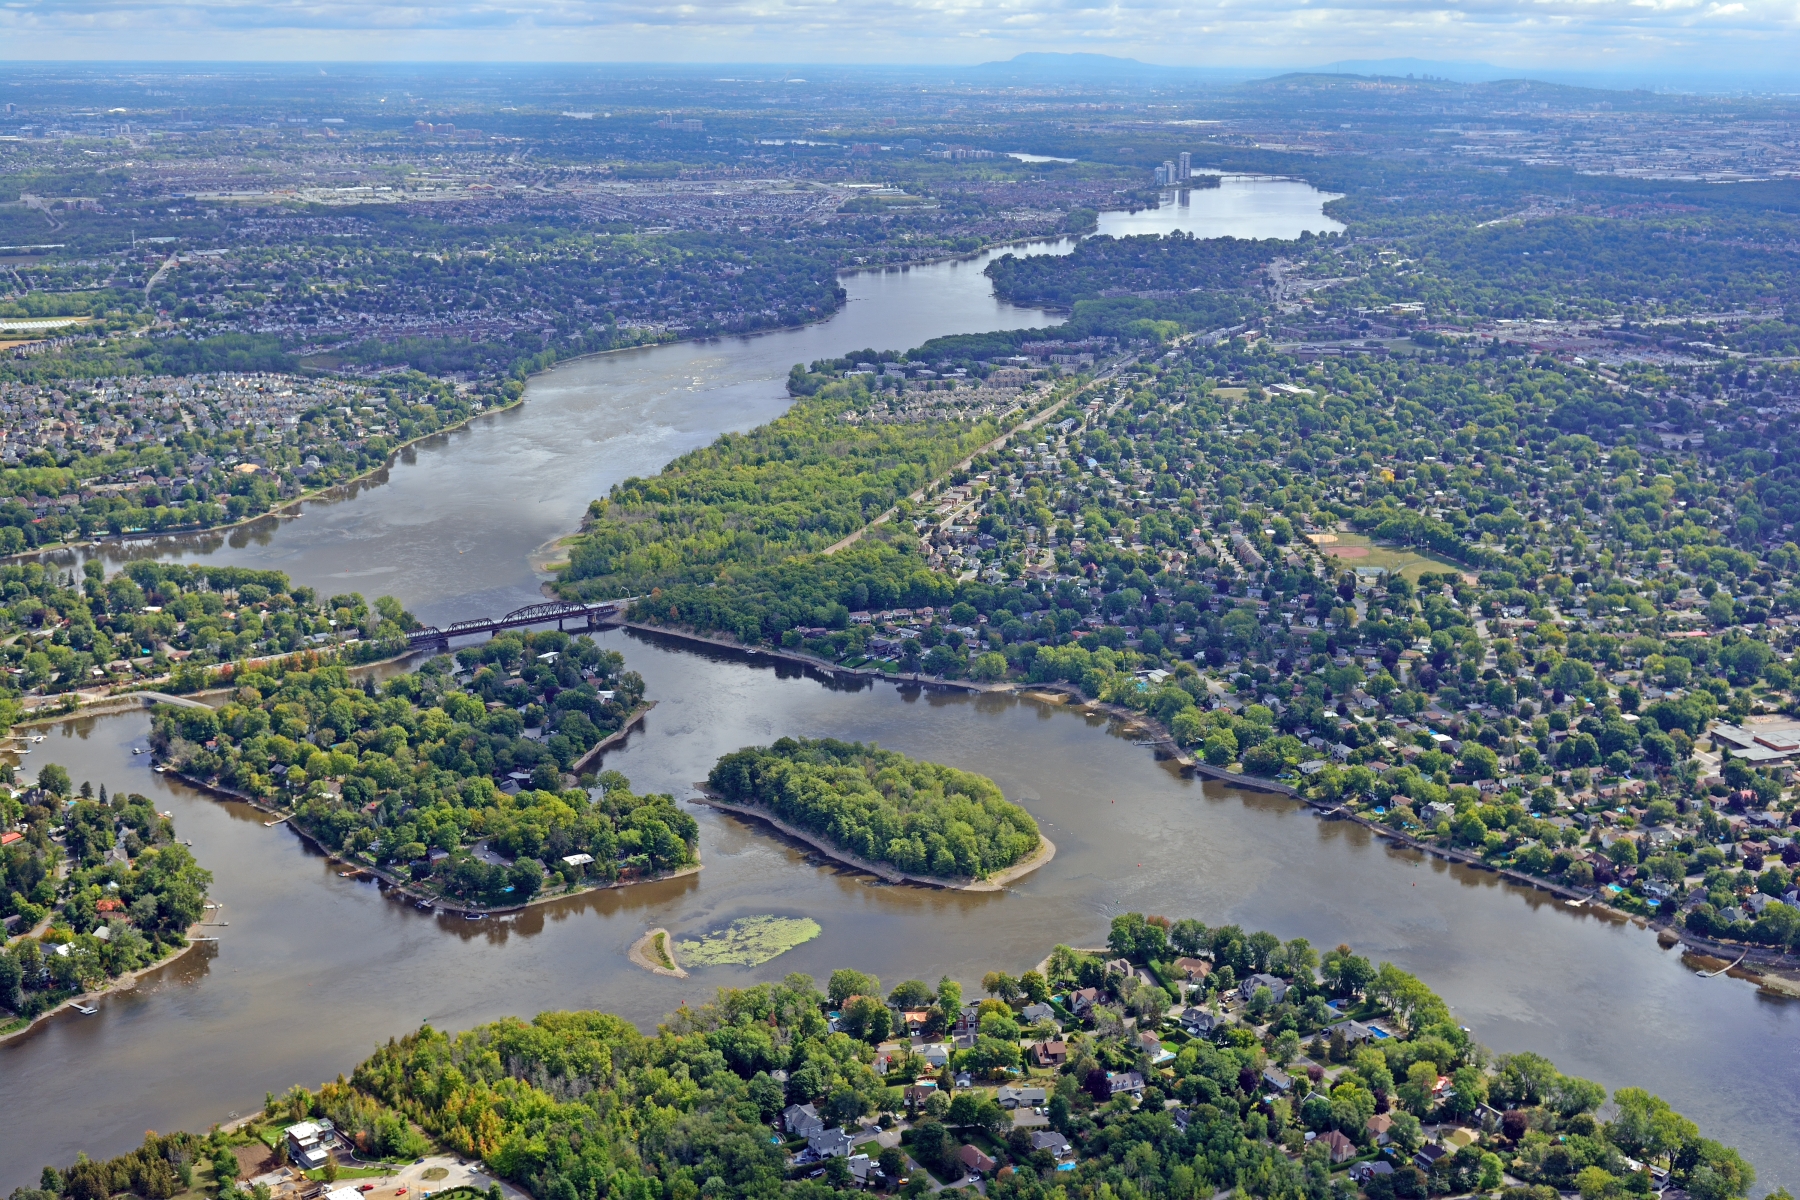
(9, 180), (1787, 1189)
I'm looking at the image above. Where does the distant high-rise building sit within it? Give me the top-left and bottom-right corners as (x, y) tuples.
(1178, 151), (1191, 181)
(1162, 160), (1175, 188)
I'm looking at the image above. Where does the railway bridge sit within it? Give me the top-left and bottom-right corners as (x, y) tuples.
(406, 598), (633, 651)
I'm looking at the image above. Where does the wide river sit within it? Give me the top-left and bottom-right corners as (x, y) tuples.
(4, 181), (1795, 1190)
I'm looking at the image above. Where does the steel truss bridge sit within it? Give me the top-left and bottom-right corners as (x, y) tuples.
(406, 599), (631, 650)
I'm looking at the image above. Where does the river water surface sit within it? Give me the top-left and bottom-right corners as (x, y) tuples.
(5, 181), (1793, 1190)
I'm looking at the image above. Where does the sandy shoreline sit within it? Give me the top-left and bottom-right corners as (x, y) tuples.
(628, 927), (687, 977)
(690, 789), (1055, 892)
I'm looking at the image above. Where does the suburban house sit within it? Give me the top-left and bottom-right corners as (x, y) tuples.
(996, 1086), (1048, 1110)
(1414, 1143), (1450, 1172)
(1030, 1130), (1073, 1158)
(1182, 1008), (1225, 1038)
(847, 1155), (880, 1187)
(957, 1145), (997, 1177)
(1329, 1018), (1376, 1045)
(283, 1121), (334, 1170)
(1238, 972), (1289, 1003)
(1138, 1030), (1174, 1063)
(1021, 1002), (1056, 1024)
(1351, 1161), (1396, 1185)
(1069, 987), (1101, 1017)
(1173, 957), (1212, 982)
(783, 1103), (825, 1139)
(1365, 1113), (1393, 1144)
(920, 1042), (952, 1067)
(903, 1084), (937, 1108)
(1317, 1130), (1356, 1164)
(1260, 1066), (1292, 1094)
(1107, 1071), (1146, 1098)
(1032, 1039), (1069, 1067)
(807, 1128), (855, 1160)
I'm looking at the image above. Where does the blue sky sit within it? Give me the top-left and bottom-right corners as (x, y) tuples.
(0, 0), (1792, 74)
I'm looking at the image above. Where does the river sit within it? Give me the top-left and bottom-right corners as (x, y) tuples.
(5, 180), (1795, 1191)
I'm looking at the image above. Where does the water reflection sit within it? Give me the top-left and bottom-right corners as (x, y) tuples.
(1096, 177), (1346, 240)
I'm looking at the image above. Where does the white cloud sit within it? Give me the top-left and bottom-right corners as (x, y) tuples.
(0, 0), (1794, 66)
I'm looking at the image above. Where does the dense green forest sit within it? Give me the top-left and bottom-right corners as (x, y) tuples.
(557, 380), (1053, 602)
(985, 232), (1280, 316)
(708, 737), (1041, 879)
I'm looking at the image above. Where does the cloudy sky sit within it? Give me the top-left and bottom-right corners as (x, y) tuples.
(0, 0), (1792, 73)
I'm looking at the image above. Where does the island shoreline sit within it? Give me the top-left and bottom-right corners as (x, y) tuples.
(628, 927), (687, 977)
(159, 753), (702, 918)
(690, 787), (1055, 892)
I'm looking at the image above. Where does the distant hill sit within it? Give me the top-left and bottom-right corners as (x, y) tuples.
(1313, 57), (1514, 83)
(961, 53), (1794, 95)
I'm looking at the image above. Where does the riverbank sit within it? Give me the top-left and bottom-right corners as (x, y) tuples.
(609, 619), (1309, 803)
(0, 922), (210, 1046)
(690, 788), (1054, 892)
(570, 701), (655, 773)
(627, 927), (687, 977)
(1, 393), (530, 569)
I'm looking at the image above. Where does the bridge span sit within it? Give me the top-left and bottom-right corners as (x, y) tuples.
(406, 598), (633, 651)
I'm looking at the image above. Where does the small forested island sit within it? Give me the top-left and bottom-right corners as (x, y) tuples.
(706, 737), (1044, 884)
(1, 769), (213, 1034)
(22, 913), (1766, 1200)
(151, 632), (696, 909)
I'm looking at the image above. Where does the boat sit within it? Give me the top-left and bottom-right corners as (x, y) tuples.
(464, 911), (485, 920)
(70, 1003), (96, 1015)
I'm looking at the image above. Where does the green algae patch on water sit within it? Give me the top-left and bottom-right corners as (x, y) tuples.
(675, 915), (821, 967)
